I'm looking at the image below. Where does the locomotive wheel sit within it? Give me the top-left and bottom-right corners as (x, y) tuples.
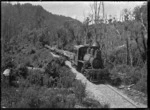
(92, 58), (103, 69)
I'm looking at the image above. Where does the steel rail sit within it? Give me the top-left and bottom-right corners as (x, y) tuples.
(105, 84), (138, 108)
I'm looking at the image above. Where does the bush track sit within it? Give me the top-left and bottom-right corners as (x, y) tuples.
(50, 50), (147, 108)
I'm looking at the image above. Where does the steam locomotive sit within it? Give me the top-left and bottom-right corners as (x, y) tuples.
(72, 41), (110, 83)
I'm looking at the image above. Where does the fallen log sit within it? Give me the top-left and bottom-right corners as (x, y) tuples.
(27, 67), (45, 72)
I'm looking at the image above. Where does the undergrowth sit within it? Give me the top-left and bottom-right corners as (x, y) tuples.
(1, 57), (106, 108)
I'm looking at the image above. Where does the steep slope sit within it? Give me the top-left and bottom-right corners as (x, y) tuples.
(1, 2), (82, 69)
(1, 2), (81, 31)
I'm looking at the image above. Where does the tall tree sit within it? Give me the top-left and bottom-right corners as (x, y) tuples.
(82, 17), (91, 45)
(88, 1), (105, 47)
(133, 3), (147, 63)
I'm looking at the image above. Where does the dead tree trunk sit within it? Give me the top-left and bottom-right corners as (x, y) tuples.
(126, 37), (129, 65)
(140, 13), (147, 62)
(125, 30), (132, 66)
(141, 31), (147, 62)
(135, 37), (144, 63)
(129, 41), (133, 66)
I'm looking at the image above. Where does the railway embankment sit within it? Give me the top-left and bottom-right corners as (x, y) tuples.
(65, 60), (147, 108)
(50, 51), (146, 108)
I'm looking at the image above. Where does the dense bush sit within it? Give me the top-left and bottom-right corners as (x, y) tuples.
(132, 63), (147, 94)
(38, 88), (77, 108)
(17, 86), (41, 108)
(16, 64), (28, 79)
(27, 70), (43, 86)
(45, 59), (61, 78)
(2, 55), (105, 108)
(1, 55), (16, 71)
(14, 87), (76, 108)
(1, 87), (22, 108)
(72, 80), (86, 102)
(82, 97), (110, 108)
(57, 66), (76, 88)
(110, 63), (147, 94)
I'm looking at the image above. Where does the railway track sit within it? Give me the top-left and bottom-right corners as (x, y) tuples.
(46, 46), (146, 108)
(65, 60), (145, 108)
(103, 84), (139, 108)
(66, 59), (146, 108)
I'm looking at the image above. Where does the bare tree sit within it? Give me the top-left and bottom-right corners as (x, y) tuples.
(89, 1), (105, 46)
(89, 2), (104, 24)
(113, 8), (134, 66)
(132, 4), (147, 63)
(82, 17), (91, 45)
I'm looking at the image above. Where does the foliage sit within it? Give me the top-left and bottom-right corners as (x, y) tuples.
(72, 80), (86, 102)
(16, 64), (28, 79)
(1, 87), (22, 108)
(132, 63), (147, 94)
(82, 97), (110, 108)
(1, 56), (105, 108)
(57, 66), (76, 88)
(1, 2), (80, 72)
(27, 70), (43, 86)
(110, 63), (147, 94)
(1, 2), (147, 108)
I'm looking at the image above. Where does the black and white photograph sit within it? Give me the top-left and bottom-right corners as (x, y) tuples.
(1, 1), (148, 108)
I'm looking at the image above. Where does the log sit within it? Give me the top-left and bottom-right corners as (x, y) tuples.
(27, 67), (45, 72)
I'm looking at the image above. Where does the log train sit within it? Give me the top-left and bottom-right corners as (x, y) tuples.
(45, 39), (122, 84)
(46, 40), (112, 84)
(71, 41), (110, 83)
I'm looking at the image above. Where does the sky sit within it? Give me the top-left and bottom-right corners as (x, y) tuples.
(10, 1), (145, 22)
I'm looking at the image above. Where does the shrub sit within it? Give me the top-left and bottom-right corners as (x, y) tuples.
(15, 86), (76, 108)
(17, 65), (28, 79)
(65, 94), (76, 108)
(16, 86), (41, 108)
(133, 78), (147, 94)
(57, 66), (76, 88)
(45, 58), (61, 78)
(42, 74), (50, 87)
(27, 70), (43, 86)
(72, 80), (86, 102)
(1, 86), (22, 108)
(82, 97), (109, 108)
(18, 77), (30, 88)
(1, 55), (16, 70)
(109, 66), (124, 86)
(38, 87), (77, 108)
(109, 63), (147, 89)
(132, 63), (147, 94)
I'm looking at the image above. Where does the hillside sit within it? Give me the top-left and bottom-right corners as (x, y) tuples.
(1, 2), (82, 70)
(1, 3), (81, 29)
